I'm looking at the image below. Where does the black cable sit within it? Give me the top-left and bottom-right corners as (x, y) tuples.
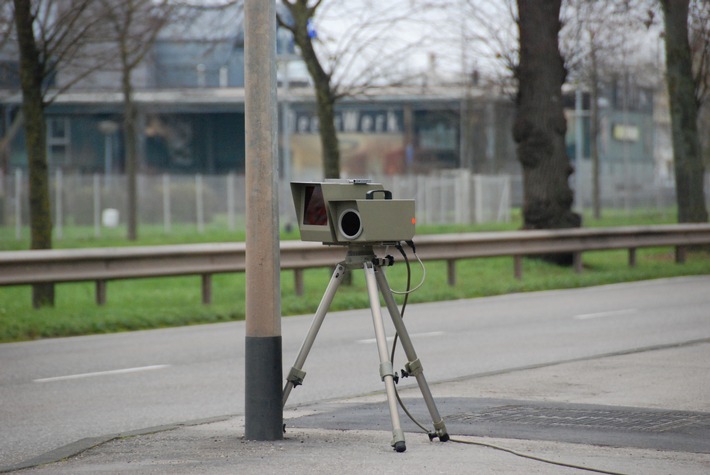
(387, 242), (628, 475)
(448, 437), (628, 475)
(389, 242), (410, 363)
(389, 242), (430, 435)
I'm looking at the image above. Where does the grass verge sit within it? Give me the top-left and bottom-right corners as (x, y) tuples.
(1, 245), (708, 343)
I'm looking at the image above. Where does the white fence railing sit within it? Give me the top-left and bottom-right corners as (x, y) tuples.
(1, 169), (709, 240)
(0, 171), (512, 239)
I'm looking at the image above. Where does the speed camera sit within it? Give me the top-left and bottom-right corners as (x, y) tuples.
(291, 179), (415, 245)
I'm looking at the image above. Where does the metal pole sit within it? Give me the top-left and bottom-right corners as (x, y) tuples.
(244, 0), (282, 441)
(227, 172), (235, 230)
(15, 168), (21, 240)
(575, 87), (583, 213)
(93, 173), (100, 238)
(195, 173), (204, 234)
(279, 57), (294, 183)
(55, 168), (62, 240)
(163, 174), (171, 234)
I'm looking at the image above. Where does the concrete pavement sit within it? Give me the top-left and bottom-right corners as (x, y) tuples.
(3, 338), (709, 474)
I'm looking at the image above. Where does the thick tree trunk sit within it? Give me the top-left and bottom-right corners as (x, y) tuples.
(14, 0), (55, 307)
(661, 0), (708, 223)
(514, 0), (581, 235)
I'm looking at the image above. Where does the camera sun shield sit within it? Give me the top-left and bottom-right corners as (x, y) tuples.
(291, 180), (415, 245)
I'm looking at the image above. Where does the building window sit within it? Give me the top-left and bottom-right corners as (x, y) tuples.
(47, 117), (70, 168)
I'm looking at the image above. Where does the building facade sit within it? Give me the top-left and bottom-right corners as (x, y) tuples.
(0, 4), (659, 187)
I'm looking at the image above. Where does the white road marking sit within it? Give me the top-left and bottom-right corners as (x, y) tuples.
(356, 331), (445, 344)
(34, 364), (170, 383)
(573, 308), (639, 320)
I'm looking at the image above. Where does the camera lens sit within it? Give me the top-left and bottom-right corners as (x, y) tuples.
(338, 209), (362, 240)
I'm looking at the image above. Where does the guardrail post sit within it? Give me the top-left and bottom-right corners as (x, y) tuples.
(446, 260), (456, 286)
(294, 269), (304, 296)
(675, 246), (687, 264)
(514, 255), (523, 279)
(201, 274), (212, 305)
(96, 280), (107, 305)
(573, 252), (583, 273)
(628, 248), (637, 267)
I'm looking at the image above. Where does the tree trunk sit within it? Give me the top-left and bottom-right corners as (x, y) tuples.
(122, 68), (139, 240)
(514, 0), (581, 239)
(660, 0), (708, 223)
(589, 39), (601, 220)
(13, 0), (55, 307)
(283, 0), (340, 179)
(313, 74), (340, 179)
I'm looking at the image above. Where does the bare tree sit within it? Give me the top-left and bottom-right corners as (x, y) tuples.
(562, 0), (649, 220)
(1, 3), (19, 177)
(279, 0), (340, 178)
(98, 0), (175, 241)
(10, 0), (104, 307)
(660, 0), (708, 223)
(278, 0), (440, 179)
(456, 0), (519, 92)
(513, 0), (581, 251)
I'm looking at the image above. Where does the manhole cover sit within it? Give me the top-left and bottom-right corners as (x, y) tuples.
(449, 405), (710, 433)
(287, 398), (710, 453)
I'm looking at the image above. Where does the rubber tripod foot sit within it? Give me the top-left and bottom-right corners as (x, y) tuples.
(394, 441), (406, 453)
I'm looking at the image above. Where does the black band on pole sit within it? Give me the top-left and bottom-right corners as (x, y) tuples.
(245, 336), (283, 440)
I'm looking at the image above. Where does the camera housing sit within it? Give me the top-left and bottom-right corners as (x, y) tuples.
(291, 179), (415, 245)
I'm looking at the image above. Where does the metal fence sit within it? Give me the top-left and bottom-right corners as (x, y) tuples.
(0, 171), (512, 239)
(1, 169), (708, 240)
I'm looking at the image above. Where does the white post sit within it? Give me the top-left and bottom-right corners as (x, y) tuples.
(416, 175), (426, 225)
(497, 175), (511, 223)
(457, 171), (470, 223)
(474, 174), (484, 224)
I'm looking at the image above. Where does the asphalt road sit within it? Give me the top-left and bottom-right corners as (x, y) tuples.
(1, 275), (709, 467)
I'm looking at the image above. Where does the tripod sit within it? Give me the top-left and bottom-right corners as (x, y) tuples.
(282, 244), (449, 452)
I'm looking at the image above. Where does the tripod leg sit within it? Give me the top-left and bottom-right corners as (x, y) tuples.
(363, 262), (406, 452)
(283, 263), (346, 407)
(374, 266), (449, 442)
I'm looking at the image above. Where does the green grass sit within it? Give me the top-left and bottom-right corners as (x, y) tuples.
(0, 207), (680, 251)
(1, 208), (708, 343)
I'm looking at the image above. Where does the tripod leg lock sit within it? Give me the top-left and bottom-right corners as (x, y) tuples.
(286, 367), (307, 387)
(379, 361), (395, 381)
(404, 358), (423, 377)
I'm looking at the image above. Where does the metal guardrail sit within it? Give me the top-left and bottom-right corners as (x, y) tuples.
(1, 224), (709, 305)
